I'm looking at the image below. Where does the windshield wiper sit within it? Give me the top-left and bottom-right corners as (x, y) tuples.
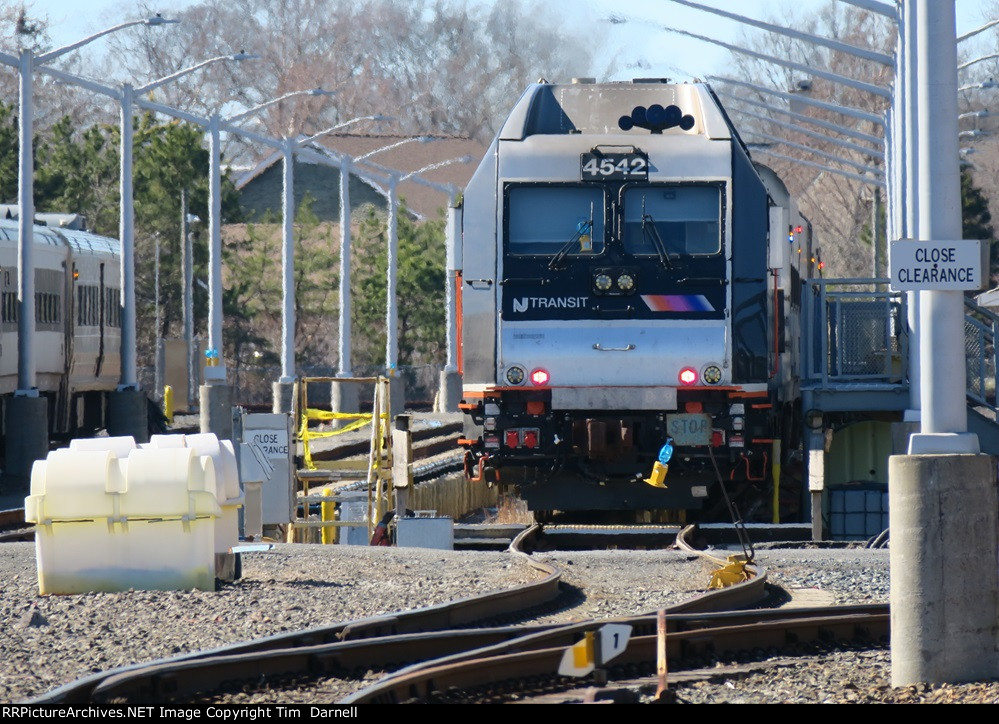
(548, 204), (594, 271)
(641, 213), (674, 271)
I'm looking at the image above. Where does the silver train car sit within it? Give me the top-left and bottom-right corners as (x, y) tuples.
(455, 79), (816, 515)
(0, 219), (121, 442)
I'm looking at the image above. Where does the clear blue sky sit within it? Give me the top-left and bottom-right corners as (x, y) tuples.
(15, 0), (997, 81)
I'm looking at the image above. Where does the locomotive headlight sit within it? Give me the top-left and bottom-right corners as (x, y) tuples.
(702, 365), (722, 385)
(594, 273), (613, 292)
(505, 366), (526, 385)
(616, 273), (635, 292)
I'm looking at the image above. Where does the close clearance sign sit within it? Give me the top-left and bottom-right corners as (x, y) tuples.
(889, 239), (983, 292)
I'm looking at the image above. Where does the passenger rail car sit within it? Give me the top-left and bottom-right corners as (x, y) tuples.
(456, 80), (815, 515)
(0, 219), (121, 442)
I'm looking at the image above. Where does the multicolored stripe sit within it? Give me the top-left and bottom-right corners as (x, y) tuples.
(641, 294), (715, 312)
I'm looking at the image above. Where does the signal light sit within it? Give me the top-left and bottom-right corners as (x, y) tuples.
(522, 429), (539, 449)
(795, 225), (803, 234)
(505, 430), (520, 448)
(530, 368), (550, 386)
(678, 367), (698, 385)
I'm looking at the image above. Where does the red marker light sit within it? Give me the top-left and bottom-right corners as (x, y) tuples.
(795, 225), (803, 234)
(678, 367), (698, 385)
(522, 429), (539, 449)
(530, 368), (550, 386)
(505, 430), (520, 448)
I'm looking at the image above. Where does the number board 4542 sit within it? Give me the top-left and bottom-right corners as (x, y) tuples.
(580, 152), (648, 181)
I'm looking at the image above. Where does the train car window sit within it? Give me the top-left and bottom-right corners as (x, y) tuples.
(507, 186), (605, 255)
(622, 185), (721, 256)
(106, 288), (121, 328)
(2, 291), (17, 323)
(77, 285), (100, 327)
(35, 292), (61, 327)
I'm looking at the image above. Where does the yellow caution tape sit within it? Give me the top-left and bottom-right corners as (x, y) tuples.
(298, 408), (389, 471)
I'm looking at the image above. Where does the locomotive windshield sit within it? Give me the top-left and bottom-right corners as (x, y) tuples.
(507, 185), (605, 255)
(622, 185), (721, 256)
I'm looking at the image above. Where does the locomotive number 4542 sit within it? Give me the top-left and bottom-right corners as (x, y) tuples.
(580, 152), (648, 181)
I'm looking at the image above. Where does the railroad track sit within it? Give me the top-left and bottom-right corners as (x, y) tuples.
(343, 604), (888, 704)
(27, 525), (783, 705)
(30, 525), (559, 705)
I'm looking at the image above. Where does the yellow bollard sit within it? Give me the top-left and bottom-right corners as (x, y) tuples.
(163, 385), (174, 424)
(321, 486), (337, 544)
(644, 461), (669, 488)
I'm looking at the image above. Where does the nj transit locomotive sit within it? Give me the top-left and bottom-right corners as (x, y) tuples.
(0, 218), (122, 442)
(455, 80), (816, 515)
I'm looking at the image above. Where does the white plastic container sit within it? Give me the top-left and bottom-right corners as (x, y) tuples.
(68, 435), (136, 457)
(147, 433), (188, 449)
(25, 447), (220, 595)
(181, 434), (243, 555)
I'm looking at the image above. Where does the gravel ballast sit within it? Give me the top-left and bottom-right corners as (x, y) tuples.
(5, 538), (997, 704)
(0, 542), (538, 702)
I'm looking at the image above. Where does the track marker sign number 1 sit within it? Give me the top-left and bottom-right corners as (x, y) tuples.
(558, 624), (632, 677)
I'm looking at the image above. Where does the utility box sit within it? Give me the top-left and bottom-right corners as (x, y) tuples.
(397, 516), (454, 550)
(240, 413), (295, 526)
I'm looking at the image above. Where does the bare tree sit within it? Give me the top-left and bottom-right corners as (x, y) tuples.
(720, 1), (894, 277)
(0, 1), (110, 132)
(95, 0), (593, 159)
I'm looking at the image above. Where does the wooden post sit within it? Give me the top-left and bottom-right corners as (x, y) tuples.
(393, 414), (413, 519)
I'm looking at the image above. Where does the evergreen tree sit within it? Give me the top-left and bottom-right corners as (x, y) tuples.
(960, 169), (997, 284)
(353, 202), (446, 370)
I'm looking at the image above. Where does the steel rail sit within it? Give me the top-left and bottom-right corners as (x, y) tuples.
(344, 608), (888, 703)
(28, 525), (560, 705)
(29, 522), (762, 704)
(74, 526), (771, 704)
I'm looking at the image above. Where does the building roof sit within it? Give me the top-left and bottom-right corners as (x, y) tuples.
(236, 134), (486, 220)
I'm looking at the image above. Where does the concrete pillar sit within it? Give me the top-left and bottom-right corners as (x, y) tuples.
(108, 388), (149, 444)
(889, 453), (999, 686)
(3, 395), (48, 495)
(330, 378), (360, 428)
(272, 380), (295, 415)
(200, 383), (233, 440)
(434, 369), (462, 413)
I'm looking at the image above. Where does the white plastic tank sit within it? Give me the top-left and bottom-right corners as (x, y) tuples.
(25, 446), (220, 594)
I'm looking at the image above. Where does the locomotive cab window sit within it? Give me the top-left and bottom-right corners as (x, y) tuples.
(506, 185), (606, 255)
(622, 185), (722, 256)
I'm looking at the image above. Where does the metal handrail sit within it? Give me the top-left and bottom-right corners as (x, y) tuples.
(801, 279), (999, 418)
(963, 297), (999, 415)
(802, 278), (906, 387)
